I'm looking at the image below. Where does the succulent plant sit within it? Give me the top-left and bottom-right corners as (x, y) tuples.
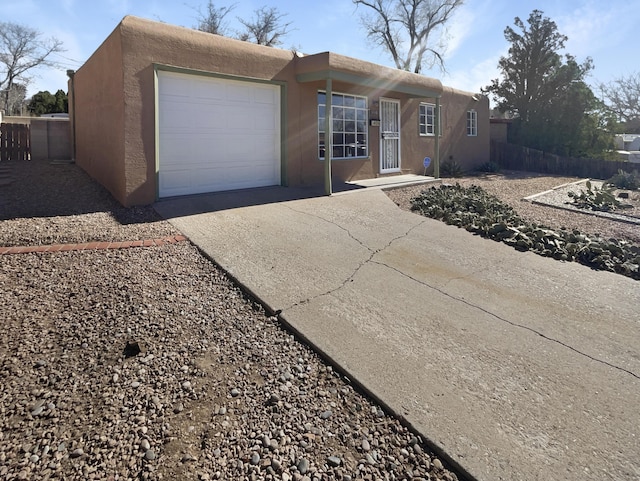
(606, 169), (640, 191)
(566, 180), (632, 212)
(411, 184), (640, 280)
(440, 160), (464, 178)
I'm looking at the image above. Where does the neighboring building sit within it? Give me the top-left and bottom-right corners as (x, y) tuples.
(70, 16), (489, 206)
(614, 134), (640, 151)
(614, 134), (640, 163)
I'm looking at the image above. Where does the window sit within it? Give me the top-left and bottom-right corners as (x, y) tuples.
(419, 103), (441, 136)
(318, 92), (368, 159)
(467, 110), (478, 137)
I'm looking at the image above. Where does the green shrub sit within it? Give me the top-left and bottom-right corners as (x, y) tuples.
(566, 180), (632, 212)
(477, 161), (501, 173)
(440, 160), (464, 178)
(411, 184), (640, 280)
(606, 169), (640, 190)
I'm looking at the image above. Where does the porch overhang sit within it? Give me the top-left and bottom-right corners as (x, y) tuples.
(295, 51), (443, 99)
(295, 51), (443, 193)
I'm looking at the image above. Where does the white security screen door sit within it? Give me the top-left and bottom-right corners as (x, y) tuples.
(380, 98), (401, 173)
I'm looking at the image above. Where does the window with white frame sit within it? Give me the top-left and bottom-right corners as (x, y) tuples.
(318, 92), (368, 160)
(467, 110), (478, 136)
(419, 103), (441, 136)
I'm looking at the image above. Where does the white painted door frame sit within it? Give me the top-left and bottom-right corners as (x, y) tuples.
(379, 98), (401, 173)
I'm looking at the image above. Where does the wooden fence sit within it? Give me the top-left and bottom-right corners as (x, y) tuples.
(0, 123), (31, 161)
(491, 141), (637, 179)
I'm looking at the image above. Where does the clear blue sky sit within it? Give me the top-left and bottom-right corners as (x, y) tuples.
(4, 0), (638, 99)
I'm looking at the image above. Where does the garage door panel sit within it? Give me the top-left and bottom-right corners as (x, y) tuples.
(158, 70), (281, 197)
(226, 83), (252, 103)
(159, 133), (203, 159)
(253, 85), (278, 105)
(159, 103), (278, 131)
(159, 76), (191, 99)
(253, 132), (279, 153)
(161, 170), (277, 198)
(218, 164), (278, 185)
(159, 169), (192, 195)
(253, 110), (279, 131)
(161, 109), (224, 130)
(225, 110), (251, 130)
(193, 79), (226, 101)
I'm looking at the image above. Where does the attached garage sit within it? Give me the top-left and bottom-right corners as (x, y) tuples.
(71, 16), (489, 206)
(157, 70), (282, 198)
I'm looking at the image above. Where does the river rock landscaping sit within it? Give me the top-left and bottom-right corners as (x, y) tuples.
(1, 161), (461, 480)
(1, 245), (458, 481)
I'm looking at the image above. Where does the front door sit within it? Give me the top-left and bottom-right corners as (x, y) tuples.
(380, 98), (401, 173)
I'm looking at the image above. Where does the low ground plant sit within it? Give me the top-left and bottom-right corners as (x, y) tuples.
(440, 160), (464, 178)
(411, 184), (640, 280)
(477, 161), (501, 173)
(606, 169), (640, 191)
(566, 180), (632, 212)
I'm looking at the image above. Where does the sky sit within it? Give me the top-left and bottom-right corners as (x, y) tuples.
(3, 0), (639, 100)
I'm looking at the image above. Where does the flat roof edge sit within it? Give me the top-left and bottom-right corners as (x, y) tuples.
(296, 69), (441, 98)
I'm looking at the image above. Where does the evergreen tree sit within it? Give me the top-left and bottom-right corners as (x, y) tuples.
(53, 89), (68, 113)
(27, 90), (68, 116)
(483, 10), (610, 157)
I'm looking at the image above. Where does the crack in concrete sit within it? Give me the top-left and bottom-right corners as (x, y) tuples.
(279, 203), (638, 380)
(280, 204), (375, 254)
(371, 259), (640, 381)
(280, 203), (427, 312)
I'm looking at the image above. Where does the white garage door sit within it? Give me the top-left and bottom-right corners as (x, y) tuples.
(157, 70), (281, 198)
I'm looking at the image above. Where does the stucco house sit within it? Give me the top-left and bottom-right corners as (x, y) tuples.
(614, 134), (640, 163)
(69, 16), (489, 206)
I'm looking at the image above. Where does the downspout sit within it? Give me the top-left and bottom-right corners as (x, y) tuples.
(434, 96), (440, 178)
(324, 78), (333, 195)
(67, 70), (76, 162)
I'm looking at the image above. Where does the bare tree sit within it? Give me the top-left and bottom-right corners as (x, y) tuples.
(598, 72), (640, 123)
(237, 6), (293, 47)
(194, 1), (236, 35)
(5, 83), (27, 115)
(0, 22), (64, 112)
(352, 0), (464, 74)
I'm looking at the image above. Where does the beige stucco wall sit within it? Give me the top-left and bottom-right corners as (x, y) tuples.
(437, 87), (490, 171)
(73, 15), (490, 206)
(119, 16), (303, 205)
(73, 21), (126, 203)
(295, 83), (489, 181)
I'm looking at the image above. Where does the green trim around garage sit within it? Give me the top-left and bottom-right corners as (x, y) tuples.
(279, 82), (288, 187)
(153, 66), (160, 200)
(153, 63), (288, 199)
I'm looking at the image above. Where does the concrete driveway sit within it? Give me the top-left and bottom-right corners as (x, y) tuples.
(155, 186), (640, 481)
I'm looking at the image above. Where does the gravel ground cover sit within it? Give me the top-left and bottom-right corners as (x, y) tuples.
(527, 179), (640, 226)
(1, 245), (457, 481)
(1, 162), (461, 480)
(0, 160), (179, 247)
